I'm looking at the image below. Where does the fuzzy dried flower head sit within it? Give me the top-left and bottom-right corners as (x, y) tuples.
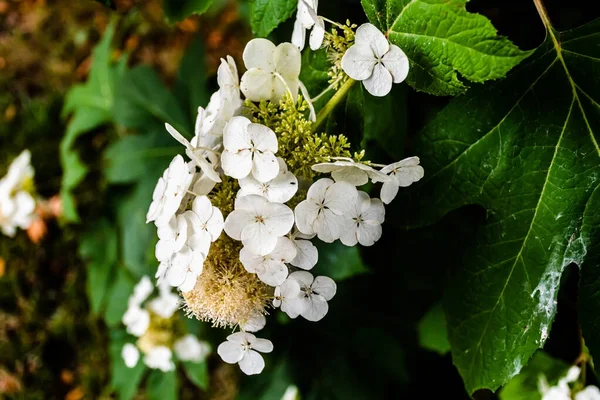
(182, 236), (272, 328)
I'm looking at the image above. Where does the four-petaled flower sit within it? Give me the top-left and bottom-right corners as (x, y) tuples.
(221, 116), (280, 183)
(155, 215), (188, 262)
(312, 157), (390, 186)
(340, 191), (385, 246)
(240, 236), (297, 286)
(294, 178), (358, 242)
(379, 156), (424, 204)
(183, 195), (224, 255)
(273, 277), (302, 317)
(224, 194), (295, 255)
(173, 334), (212, 363)
(238, 158), (298, 203)
(341, 23), (409, 97)
(240, 39), (301, 103)
(217, 332), (274, 375)
(284, 271), (337, 321)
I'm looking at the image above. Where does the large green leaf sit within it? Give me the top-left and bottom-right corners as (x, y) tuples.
(174, 37), (209, 123)
(60, 22), (125, 221)
(162, 0), (214, 22)
(182, 361), (209, 391)
(109, 330), (146, 400)
(147, 369), (178, 400)
(360, 0), (531, 95)
(402, 15), (600, 393)
(249, 0), (297, 38)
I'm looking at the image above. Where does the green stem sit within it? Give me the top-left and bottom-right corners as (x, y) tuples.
(312, 78), (357, 133)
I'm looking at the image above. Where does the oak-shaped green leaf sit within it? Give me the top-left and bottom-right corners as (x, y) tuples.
(402, 17), (600, 393)
(360, 0), (531, 95)
(60, 22), (125, 221)
(249, 0), (297, 38)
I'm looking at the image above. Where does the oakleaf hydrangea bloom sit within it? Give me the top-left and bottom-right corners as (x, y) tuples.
(121, 277), (211, 372)
(0, 150), (36, 237)
(240, 39), (301, 103)
(380, 157), (425, 204)
(538, 365), (600, 400)
(292, 0), (324, 51)
(221, 116), (280, 182)
(145, 16), (421, 375)
(217, 332), (273, 375)
(341, 23), (409, 97)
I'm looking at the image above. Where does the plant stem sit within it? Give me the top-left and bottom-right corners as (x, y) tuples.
(312, 78), (356, 133)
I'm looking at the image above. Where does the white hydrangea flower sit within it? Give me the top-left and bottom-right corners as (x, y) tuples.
(240, 39), (301, 103)
(0, 150), (36, 237)
(155, 214), (188, 262)
(160, 245), (204, 293)
(0, 150), (34, 192)
(312, 157), (390, 186)
(539, 366), (581, 400)
(238, 158), (298, 203)
(217, 55), (242, 111)
(286, 271), (336, 321)
(174, 334), (212, 363)
(165, 123), (222, 183)
(273, 277), (302, 317)
(146, 155), (194, 226)
(221, 116), (280, 183)
(294, 178), (358, 242)
(340, 191), (385, 247)
(183, 195), (224, 255)
(148, 282), (180, 319)
(130, 276), (153, 306)
(144, 346), (175, 372)
(576, 386), (600, 400)
(224, 194), (294, 256)
(288, 231), (318, 270)
(121, 343), (140, 368)
(217, 332), (273, 375)
(341, 23), (409, 97)
(240, 314), (267, 333)
(291, 0), (324, 51)
(240, 237), (296, 286)
(122, 304), (150, 337)
(379, 156), (424, 204)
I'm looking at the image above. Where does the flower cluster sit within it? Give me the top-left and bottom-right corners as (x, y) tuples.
(144, 5), (423, 376)
(0, 150), (36, 237)
(121, 276), (211, 372)
(539, 365), (600, 400)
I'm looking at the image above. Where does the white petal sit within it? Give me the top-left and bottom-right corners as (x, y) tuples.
(238, 350), (265, 375)
(380, 180), (399, 204)
(363, 62), (393, 97)
(312, 276), (336, 300)
(257, 260), (288, 286)
(206, 207), (224, 240)
(271, 236), (297, 262)
(191, 195), (214, 222)
(339, 222), (359, 246)
(294, 200), (319, 235)
(266, 161), (298, 203)
(289, 270), (314, 287)
(262, 203), (295, 237)
(252, 151), (279, 183)
(144, 346), (175, 372)
(292, 18), (307, 50)
(324, 181), (357, 215)
(290, 239), (318, 270)
(354, 22), (389, 57)
(240, 69), (276, 102)
(394, 164), (425, 187)
(243, 38), (276, 70)
(331, 167), (368, 186)
(300, 295), (329, 322)
(241, 314), (266, 333)
(314, 210), (346, 242)
(239, 246), (264, 273)
(250, 338), (273, 353)
(382, 44), (410, 83)
(309, 18), (325, 50)
(122, 343), (140, 368)
(227, 331), (256, 344)
(274, 43), (301, 80)
(363, 198), (385, 224)
(341, 43), (376, 81)
(248, 123), (278, 153)
(223, 116), (252, 151)
(131, 276), (153, 305)
(307, 178), (334, 199)
(241, 223), (278, 256)
(222, 149), (253, 179)
(174, 335), (211, 362)
(224, 209), (255, 240)
(217, 341), (245, 363)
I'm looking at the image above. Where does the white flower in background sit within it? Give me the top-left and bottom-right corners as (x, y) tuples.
(340, 191), (385, 247)
(312, 158), (390, 186)
(183, 195), (224, 255)
(379, 156), (424, 204)
(217, 332), (273, 375)
(539, 366), (581, 400)
(144, 346), (175, 372)
(148, 282), (180, 319)
(155, 215), (188, 262)
(165, 123), (222, 183)
(221, 116), (280, 183)
(241, 314), (267, 333)
(122, 343), (140, 368)
(289, 233), (318, 270)
(238, 158), (298, 203)
(146, 155), (194, 226)
(240, 39), (301, 103)
(576, 386), (600, 400)
(123, 304), (150, 337)
(0, 150), (36, 237)
(273, 277), (302, 317)
(174, 334), (211, 363)
(282, 385), (300, 400)
(286, 271), (336, 321)
(224, 194), (294, 256)
(294, 178), (358, 242)
(130, 276), (153, 305)
(291, 0), (325, 51)
(240, 237), (296, 286)
(341, 23), (409, 97)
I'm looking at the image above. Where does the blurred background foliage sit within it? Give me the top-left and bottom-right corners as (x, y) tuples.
(0, 0), (598, 399)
